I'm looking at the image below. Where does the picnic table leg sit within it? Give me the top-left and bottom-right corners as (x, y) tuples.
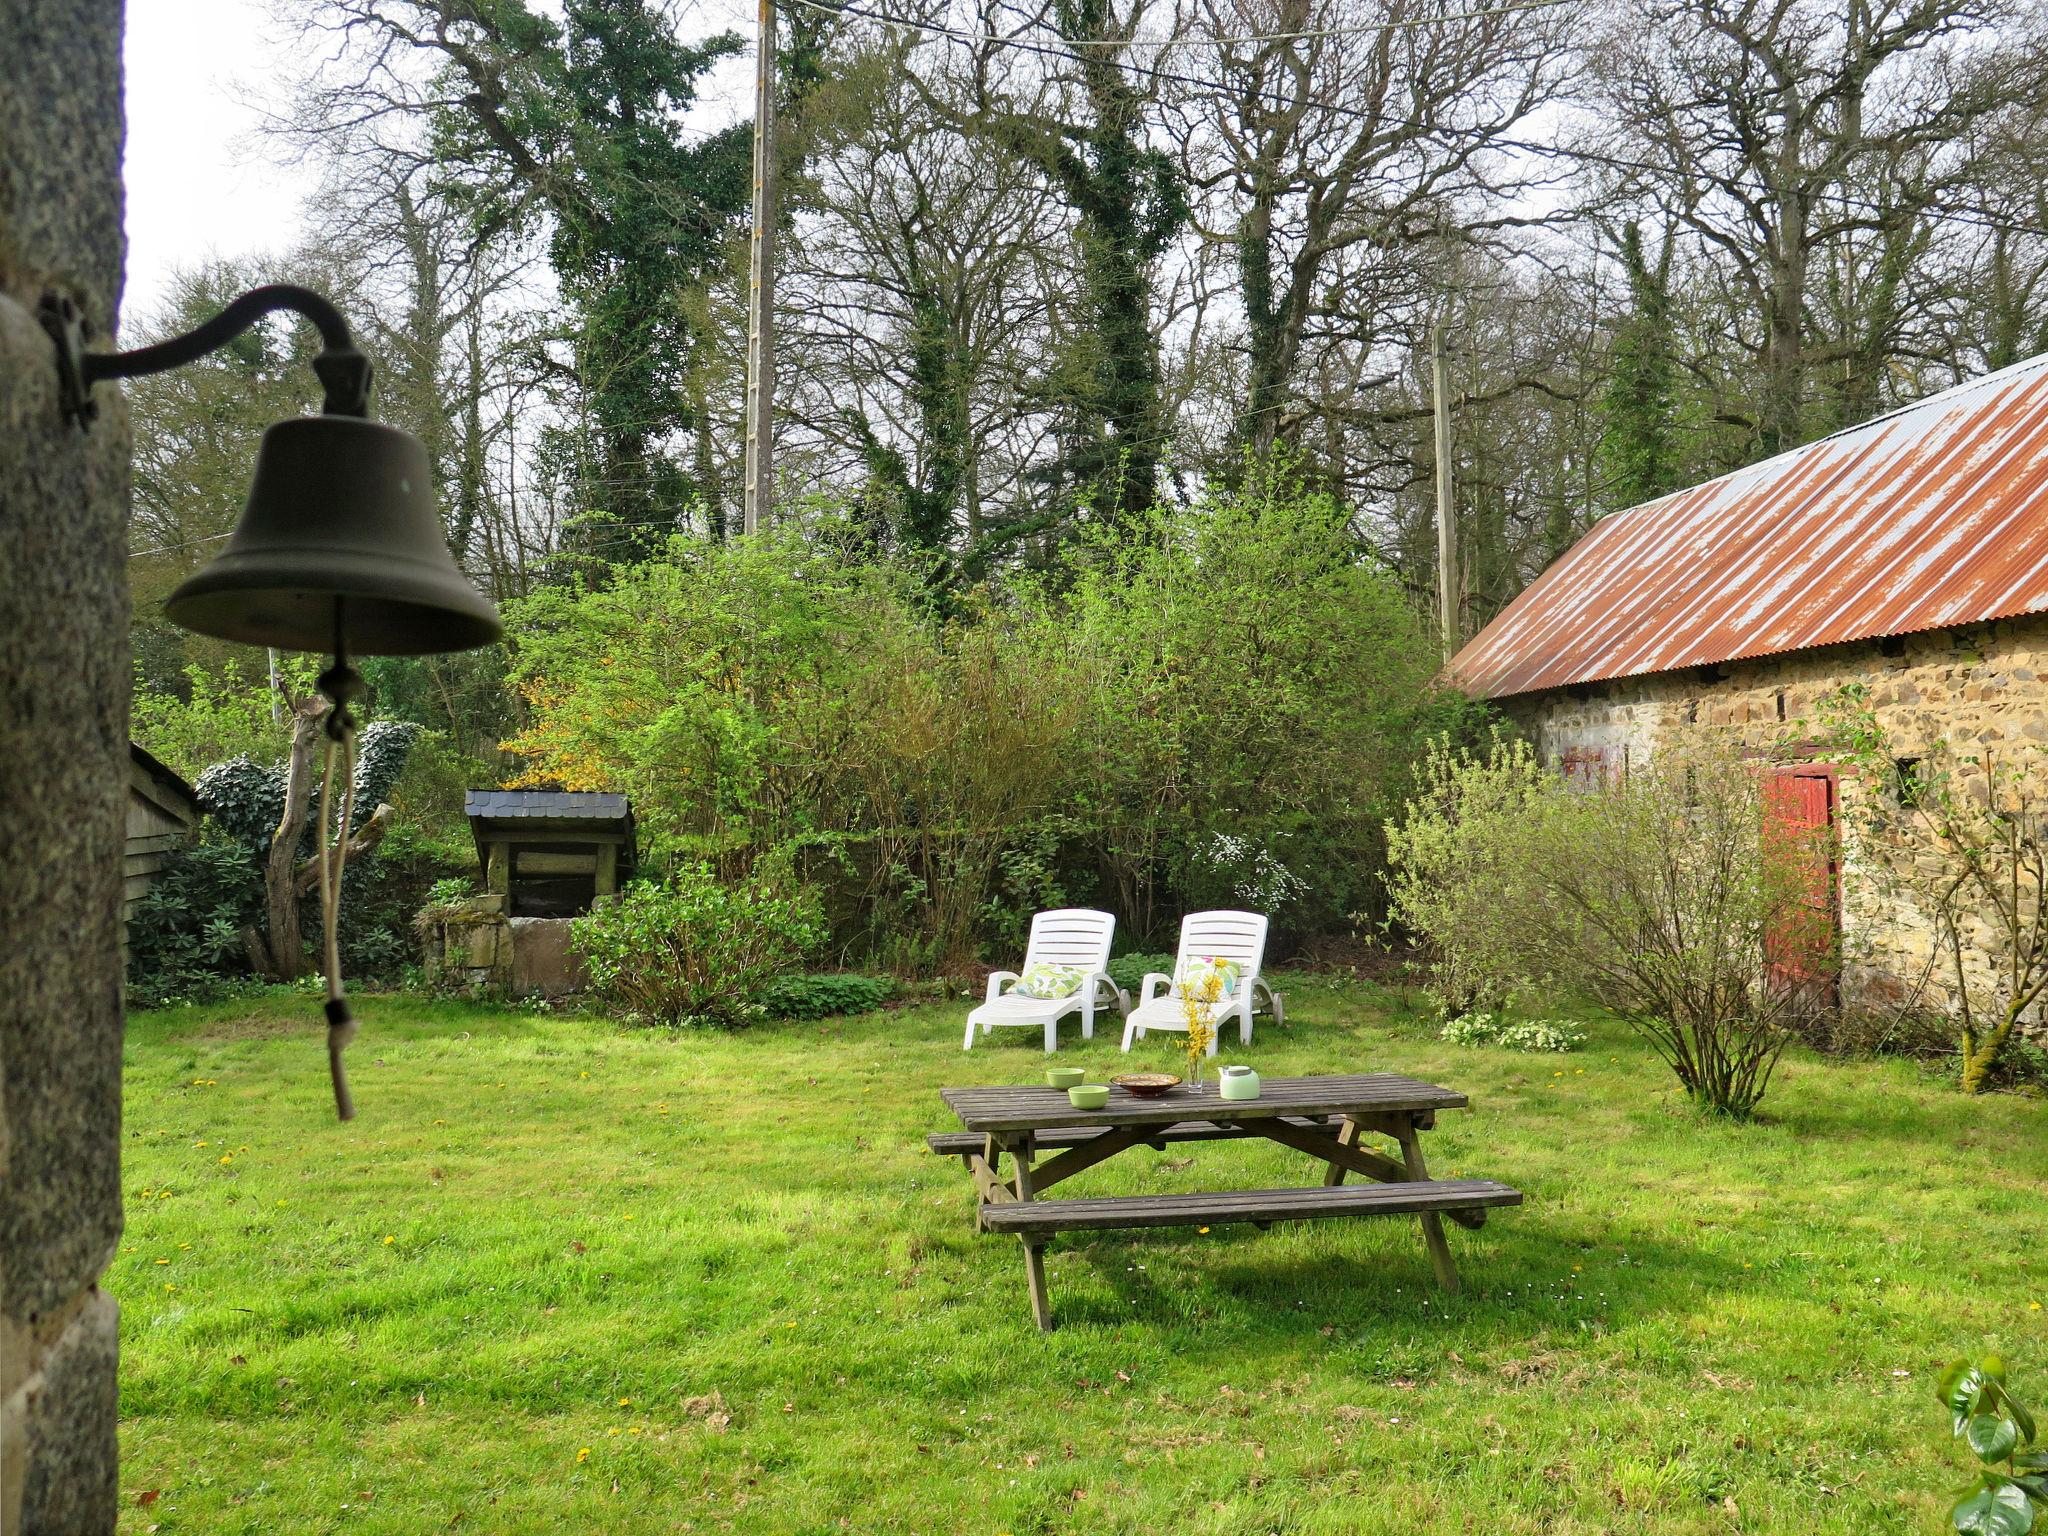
(1022, 1238), (1054, 1331)
(972, 1135), (1005, 1233)
(1011, 1134), (1036, 1202)
(1394, 1116), (1460, 1295)
(1322, 1117), (1360, 1188)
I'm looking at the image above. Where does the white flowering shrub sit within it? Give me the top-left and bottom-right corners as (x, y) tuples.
(1440, 1012), (1586, 1053)
(1189, 831), (1309, 914)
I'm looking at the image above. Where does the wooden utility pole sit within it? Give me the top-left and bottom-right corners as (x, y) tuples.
(741, 0), (779, 536)
(1431, 320), (1458, 653)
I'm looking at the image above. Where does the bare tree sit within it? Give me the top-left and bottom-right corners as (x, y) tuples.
(1174, 0), (1575, 457)
(1580, 0), (2048, 458)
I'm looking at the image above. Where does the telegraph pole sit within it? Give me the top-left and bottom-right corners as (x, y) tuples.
(1431, 320), (1458, 654)
(741, 0), (778, 536)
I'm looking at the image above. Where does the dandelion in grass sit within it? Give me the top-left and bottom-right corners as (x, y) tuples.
(577, 1447), (590, 1463)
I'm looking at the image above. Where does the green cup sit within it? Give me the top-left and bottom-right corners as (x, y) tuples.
(1045, 1066), (1086, 1089)
(1068, 1084), (1110, 1109)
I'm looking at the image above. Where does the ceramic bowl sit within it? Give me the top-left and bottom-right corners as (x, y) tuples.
(1067, 1083), (1111, 1109)
(1045, 1066), (1087, 1089)
(1111, 1072), (1181, 1099)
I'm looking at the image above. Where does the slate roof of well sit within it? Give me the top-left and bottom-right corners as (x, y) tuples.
(1448, 353), (2048, 700)
(464, 790), (632, 823)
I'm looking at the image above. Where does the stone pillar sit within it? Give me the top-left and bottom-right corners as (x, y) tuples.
(0, 3), (130, 1531)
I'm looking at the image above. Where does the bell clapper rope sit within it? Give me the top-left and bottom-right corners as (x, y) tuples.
(316, 601), (367, 1121)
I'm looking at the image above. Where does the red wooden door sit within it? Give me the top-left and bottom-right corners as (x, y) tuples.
(1764, 767), (1839, 991)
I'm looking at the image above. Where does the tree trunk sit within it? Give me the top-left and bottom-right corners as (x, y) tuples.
(261, 697), (327, 981)
(1760, 194), (1810, 459)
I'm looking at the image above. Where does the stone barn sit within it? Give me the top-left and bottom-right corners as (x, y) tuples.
(1447, 355), (2048, 1014)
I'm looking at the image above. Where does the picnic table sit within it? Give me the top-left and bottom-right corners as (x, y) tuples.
(932, 1072), (1521, 1331)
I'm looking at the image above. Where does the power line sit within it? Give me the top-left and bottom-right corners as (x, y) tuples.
(129, 530), (231, 562)
(796, 0), (1571, 46)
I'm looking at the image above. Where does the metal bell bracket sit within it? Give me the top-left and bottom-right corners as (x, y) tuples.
(37, 283), (373, 430)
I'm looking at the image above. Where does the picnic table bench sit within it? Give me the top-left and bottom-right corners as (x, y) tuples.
(935, 1072), (1521, 1331)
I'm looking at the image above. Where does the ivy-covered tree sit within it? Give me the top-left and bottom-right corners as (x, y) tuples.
(927, 0), (1186, 530)
(1596, 222), (1680, 512)
(304, 0), (755, 560)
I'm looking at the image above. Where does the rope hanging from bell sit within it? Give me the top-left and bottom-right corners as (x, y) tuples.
(315, 600), (368, 1121)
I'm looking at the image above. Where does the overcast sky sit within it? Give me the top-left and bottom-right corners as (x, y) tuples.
(123, 0), (322, 324)
(122, 0), (759, 330)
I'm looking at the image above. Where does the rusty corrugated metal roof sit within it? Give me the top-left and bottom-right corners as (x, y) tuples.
(1447, 354), (2048, 699)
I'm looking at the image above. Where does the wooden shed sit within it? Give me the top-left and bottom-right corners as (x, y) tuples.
(125, 744), (201, 942)
(465, 790), (636, 918)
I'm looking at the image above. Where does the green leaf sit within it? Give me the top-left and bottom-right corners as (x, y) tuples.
(1986, 1355), (2012, 1387)
(1952, 1366), (1994, 1434)
(1949, 1360), (1985, 1407)
(1953, 1482), (2035, 1536)
(2013, 1453), (2048, 1472)
(1972, 1416), (2022, 1463)
(2013, 1395), (2039, 1448)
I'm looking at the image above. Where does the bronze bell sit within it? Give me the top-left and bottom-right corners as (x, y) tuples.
(165, 415), (503, 656)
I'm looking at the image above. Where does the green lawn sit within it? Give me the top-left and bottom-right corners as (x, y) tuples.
(115, 979), (2046, 1534)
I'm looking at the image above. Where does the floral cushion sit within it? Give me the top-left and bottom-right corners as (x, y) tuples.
(1014, 962), (1084, 1000)
(1178, 956), (1242, 998)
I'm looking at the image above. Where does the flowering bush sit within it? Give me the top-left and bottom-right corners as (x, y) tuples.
(1439, 1012), (1586, 1053)
(572, 866), (824, 1028)
(1186, 831), (1310, 916)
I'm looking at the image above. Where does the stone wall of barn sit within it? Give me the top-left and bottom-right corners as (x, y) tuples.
(1497, 612), (2048, 1031)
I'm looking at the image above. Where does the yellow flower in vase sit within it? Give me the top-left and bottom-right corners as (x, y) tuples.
(1178, 968), (1223, 1084)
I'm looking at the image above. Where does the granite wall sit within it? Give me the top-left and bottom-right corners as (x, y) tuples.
(0, 3), (130, 1530)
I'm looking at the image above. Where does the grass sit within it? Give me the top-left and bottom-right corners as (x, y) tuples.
(115, 977), (2047, 1534)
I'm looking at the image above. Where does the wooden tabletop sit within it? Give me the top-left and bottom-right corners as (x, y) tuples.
(941, 1072), (1468, 1134)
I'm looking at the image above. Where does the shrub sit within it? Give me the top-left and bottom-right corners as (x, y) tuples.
(1382, 732), (1552, 1019)
(423, 876), (476, 909)
(1107, 952), (1175, 995)
(758, 972), (895, 1020)
(127, 830), (263, 1007)
(1389, 733), (1821, 1118)
(1439, 1012), (1586, 1053)
(500, 466), (1452, 969)
(572, 866), (824, 1028)
(131, 655), (319, 779)
(186, 718), (437, 983)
